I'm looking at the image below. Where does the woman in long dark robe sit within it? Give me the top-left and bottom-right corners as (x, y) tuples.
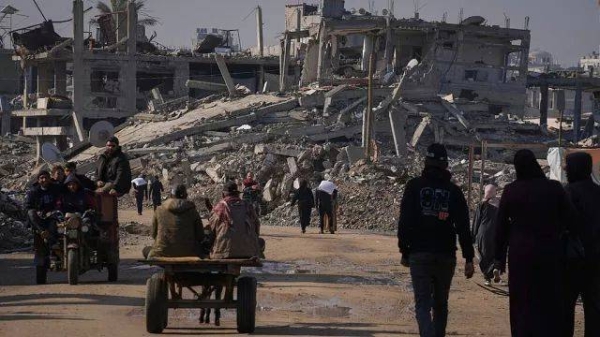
(291, 180), (314, 233)
(472, 184), (499, 285)
(494, 149), (573, 337)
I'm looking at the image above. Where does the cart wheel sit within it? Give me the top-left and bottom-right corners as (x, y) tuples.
(68, 250), (79, 285)
(146, 273), (168, 334)
(236, 276), (257, 333)
(107, 263), (118, 282)
(36, 266), (47, 285)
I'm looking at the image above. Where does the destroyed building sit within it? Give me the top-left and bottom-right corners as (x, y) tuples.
(280, 1), (530, 116)
(10, 1), (282, 161)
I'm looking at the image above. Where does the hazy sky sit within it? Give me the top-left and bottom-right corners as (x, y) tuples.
(6, 0), (600, 66)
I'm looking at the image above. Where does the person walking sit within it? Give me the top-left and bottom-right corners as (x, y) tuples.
(398, 143), (474, 337)
(564, 152), (600, 337)
(316, 179), (337, 234)
(291, 179), (314, 234)
(493, 149), (574, 337)
(471, 184), (500, 285)
(131, 174), (148, 215)
(149, 175), (164, 211)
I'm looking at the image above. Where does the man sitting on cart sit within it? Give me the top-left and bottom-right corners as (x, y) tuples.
(143, 185), (204, 259)
(208, 181), (262, 259)
(95, 136), (132, 196)
(57, 175), (95, 214)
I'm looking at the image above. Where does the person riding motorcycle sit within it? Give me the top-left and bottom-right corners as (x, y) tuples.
(58, 175), (95, 214)
(26, 171), (61, 248)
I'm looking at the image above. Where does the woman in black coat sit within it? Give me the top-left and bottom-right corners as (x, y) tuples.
(494, 149), (574, 337)
(291, 179), (314, 234)
(472, 184), (499, 285)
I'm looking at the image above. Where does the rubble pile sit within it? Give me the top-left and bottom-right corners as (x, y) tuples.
(0, 213), (30, 252)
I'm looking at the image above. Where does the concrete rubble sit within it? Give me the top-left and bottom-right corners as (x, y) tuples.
(1, 0), (596, 236)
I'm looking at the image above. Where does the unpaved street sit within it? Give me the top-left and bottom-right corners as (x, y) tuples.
(0, 210), (583, 336)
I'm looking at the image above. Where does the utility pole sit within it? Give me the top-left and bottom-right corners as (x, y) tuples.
(363, 36), (375, 158)
(256, 6), (263, 57)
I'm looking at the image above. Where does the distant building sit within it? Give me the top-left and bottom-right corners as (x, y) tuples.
(528, 50), (561, 73)
(195, 27), (240, 53)
(580, 50), (600, 75)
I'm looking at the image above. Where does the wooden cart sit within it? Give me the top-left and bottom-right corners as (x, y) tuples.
(141, 257), (262, 334)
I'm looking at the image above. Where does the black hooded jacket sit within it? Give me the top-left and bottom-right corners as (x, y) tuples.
(397, 166), (474, 262)
(96, 146), (132, 195)
(565, 152), (600, 259)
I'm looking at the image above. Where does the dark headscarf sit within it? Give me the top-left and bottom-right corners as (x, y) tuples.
(514, 149), (545, 180)
(566, 152), (593, 183)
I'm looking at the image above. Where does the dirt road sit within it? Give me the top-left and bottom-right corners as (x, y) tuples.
(0, 210), (583, 336)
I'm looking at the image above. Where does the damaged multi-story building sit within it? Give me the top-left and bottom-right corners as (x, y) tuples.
(10, 0), (281, 161)
(280, 0), (530, 116)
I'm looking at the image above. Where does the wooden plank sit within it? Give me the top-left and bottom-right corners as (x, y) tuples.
(142, 257), (261, 266)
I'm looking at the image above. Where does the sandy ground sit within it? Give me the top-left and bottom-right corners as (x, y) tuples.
(0, 209), (584, 336)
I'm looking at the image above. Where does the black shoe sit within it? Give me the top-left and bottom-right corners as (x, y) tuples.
(301, 229), (306, 234)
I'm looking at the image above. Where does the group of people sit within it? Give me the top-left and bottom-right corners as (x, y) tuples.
(398, 143), (600, 337)
(144, 180), (263, 261)
(26, 136), (132, 248)
(131, 174), (164, 215)
(291, 178), (339, 234)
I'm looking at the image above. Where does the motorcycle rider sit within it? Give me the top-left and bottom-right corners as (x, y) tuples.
(26, 171), (61, 248)
(58, 175), (95, 214)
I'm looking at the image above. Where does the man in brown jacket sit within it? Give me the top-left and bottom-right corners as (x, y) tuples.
(144, 185), (204, 259)
(209, 181), (261, 259)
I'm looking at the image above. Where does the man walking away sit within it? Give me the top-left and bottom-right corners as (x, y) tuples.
(316, 179), (337, 234)
(149, 176), (164, 211)
(291, 179), (314, 233)
(471, 184), (500, 285)
(398, 143), (474, 337)
(131, 175), (148, 215)
(564, 152), (600, 337)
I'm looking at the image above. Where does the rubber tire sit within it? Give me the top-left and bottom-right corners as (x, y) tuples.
(36, 266), (47, 285)
(146, 273), (168, 334)
(67, 250), (79, 285)
(236, 276), (257, 334)
(107, 264), (118, 282)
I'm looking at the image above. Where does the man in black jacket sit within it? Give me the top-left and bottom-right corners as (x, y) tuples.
(565, 152), (600, 337)
(26, 171), (61, 247)
(96, 136), (132, 196)
(398, 143), (474, 337)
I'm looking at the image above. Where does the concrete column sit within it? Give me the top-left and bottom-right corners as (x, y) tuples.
(361, 35), (374, 71)
(256, 6), (264, 57)
(384, 17), (393, 72)
(54, 61), (67, 96)
(23, 66), (30, 108)
(37, 63), (51, 98)
(173, 62), (190, 98)
(573, 82), (583, 143)
(389, 104), (407, 157)
(279, 34), (291, 93)
(73, 0), (85, 123)
(0, 97), (11, 136)
(330, 35), (339, 71)
(539, 84), (548, 130)
(316, 22), (329, 85)
(119, 0), (138, 114)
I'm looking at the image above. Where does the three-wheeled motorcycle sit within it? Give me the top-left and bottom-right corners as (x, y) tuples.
(34, 193), (120, 285)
